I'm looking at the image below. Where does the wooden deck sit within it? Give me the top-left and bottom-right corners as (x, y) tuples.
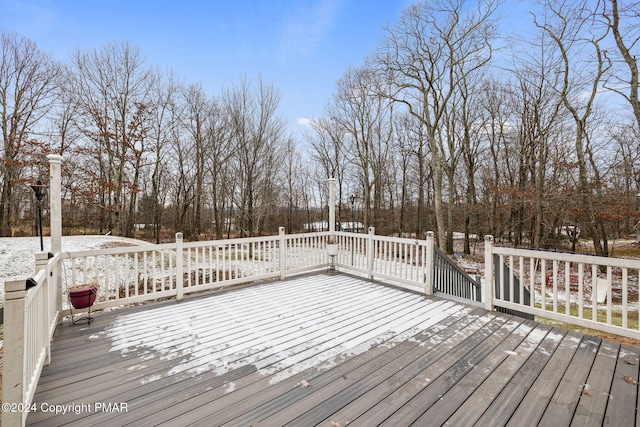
(27, 273), (640, 426)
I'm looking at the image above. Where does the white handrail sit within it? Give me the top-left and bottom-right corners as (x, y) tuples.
(2, 252), (60, 427)
(486, 236), (640, 340)
(57, 232), (335, 312)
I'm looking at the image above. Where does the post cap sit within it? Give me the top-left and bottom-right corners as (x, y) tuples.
(5, 278), (27, 293)
(35, 252), (52, 262)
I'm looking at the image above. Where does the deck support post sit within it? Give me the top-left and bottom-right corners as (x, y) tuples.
(2, 279), (28, 427)
(484, 235), (494, 311)
(279, 227), (286, 279)
(176, 233), (184, 300)
(367, 227), (375, 280)
(425, 231), (434, 295)
(327, 177), (336, 238)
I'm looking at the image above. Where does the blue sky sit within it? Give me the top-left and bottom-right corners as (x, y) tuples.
(0, 0), (416, 138)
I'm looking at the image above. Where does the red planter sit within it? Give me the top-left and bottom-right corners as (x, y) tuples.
(69, 287), (97, 309)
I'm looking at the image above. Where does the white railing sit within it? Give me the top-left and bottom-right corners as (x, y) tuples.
(62, 241), (180, 309)
(59, 229), (334, 311)
(56, 228), (433, 314)
(334, 228), (432, 294)
(484, 235), (640, 340)
(283, 231), (332, 275)
(59, 229), (468, 317)
(59, 228), (434, 316)
(2, 252), (61, 427)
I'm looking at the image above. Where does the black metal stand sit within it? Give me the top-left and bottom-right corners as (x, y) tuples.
(69, 290), (95, 326)
(328, 255), (337, 274)
(70, 306), (93, 325)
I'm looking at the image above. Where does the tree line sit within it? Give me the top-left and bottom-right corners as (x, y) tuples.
(1, 0), (639, 256)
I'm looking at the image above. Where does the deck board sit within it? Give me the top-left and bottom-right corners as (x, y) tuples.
(25, 273), (640, 426)
(604, 344), (640, 426)
(505, 330), (582, 426)
(205, 305), (484, 426)
(321, 318), (528, 426)
(408, 320), (536, 426)
(270, 314), (507, 427)
(209, 304), (479, 427)
(116, 298), (461, 426)
(539, 335), (602, 426)
(374, 315), (514, 427)
(571, 340), (620, 427)
(472, 325), (564, 426)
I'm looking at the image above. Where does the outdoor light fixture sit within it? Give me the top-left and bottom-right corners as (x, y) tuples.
(350, 194), (356, 266)
(30, 179), (47, 252)
(349, 194), (356, 232)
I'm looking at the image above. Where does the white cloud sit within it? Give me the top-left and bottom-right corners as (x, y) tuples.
(279, 0), (343, 58)
(297, 117), (313, 127)
(3, 1), (57, 36)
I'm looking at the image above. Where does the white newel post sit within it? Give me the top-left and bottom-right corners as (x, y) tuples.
(47, 154), (63, 318)
(327, 177), (336, 238)
(425, 231), (435, 295)
(279, 227), (286, 279)
(176, 233), (184, 300)
(367, 227), (375, 280)
(47, 154), (63, 254)
(484, 235), (494, 311)
(2, 279), (28, 427)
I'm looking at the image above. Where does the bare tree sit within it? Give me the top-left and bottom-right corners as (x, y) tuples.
(280, 137), (304, 233)
(224, 76), (285, 236)
(306, 117), (349, 223)
(182, 82), (211, 240)
(0, 32), (59, 236)
(393, 113), (420, 235)
(146, 72), (182, 242)
(328, 66), (394, 230)
(605, 0), (640, 129)
(170, 124), (197, 235)
(204, 96), (233, 239)
(536, 0), (611, 256)
(609, 126), (640, 235)
(454, 69), (487, 253)
(374, 0), (499, 249)
(509, 44), (565, 247)
(478, 78), (510, 239)
(67, 42), (157, 236)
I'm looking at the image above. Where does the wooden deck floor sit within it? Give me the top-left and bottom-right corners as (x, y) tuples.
(27, 273), (640, 426)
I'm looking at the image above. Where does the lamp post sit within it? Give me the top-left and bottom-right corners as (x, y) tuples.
(349, 194), (356, 232)
(30, 180), (47, 251)
(350, 194), (356, 266)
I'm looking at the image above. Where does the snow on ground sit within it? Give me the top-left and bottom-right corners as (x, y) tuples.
(0, 235), (149, 303)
